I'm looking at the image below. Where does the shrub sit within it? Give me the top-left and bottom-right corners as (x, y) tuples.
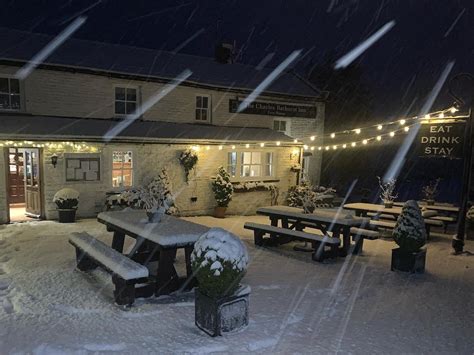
(211, 167), (233, 208)
(191, 228), (249, 299)
(179, 149), (198, 182)
(377, 176), (398, 204)
(393, 200), (426, 252)
(53, 188), (79, 209)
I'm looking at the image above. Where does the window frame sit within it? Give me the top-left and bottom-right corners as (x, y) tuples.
(113, 85), (139, 117)
(226, 149), (276, 182)
(195, 94), (211, 122)
(0, 76), (21, 112)
(273, 118), (291, 136)
(111, 149), (135, 188)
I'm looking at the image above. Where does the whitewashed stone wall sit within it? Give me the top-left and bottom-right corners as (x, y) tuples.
(0, 150), (8, 223)
(21, 142), (300, 221)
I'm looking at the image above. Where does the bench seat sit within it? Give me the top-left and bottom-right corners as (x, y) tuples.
(69, 232), (149, 306)
(367, 212), (396, 220)
(244, 222), (340, 262)
(349, 227), (381, 254)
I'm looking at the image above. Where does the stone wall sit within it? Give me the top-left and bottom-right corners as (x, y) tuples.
(0, 149), (8, 223)
(0, 142), (300, 222)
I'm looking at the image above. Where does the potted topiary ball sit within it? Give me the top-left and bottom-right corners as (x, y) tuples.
(53, 188), (80, 223)
(211, 167), (234, 218)
(391, 200), (427, 273)
(191, 228), (250, 337)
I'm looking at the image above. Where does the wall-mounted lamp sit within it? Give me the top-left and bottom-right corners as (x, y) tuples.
(51, 153), (58, 168)
(290, 149), (300, 159)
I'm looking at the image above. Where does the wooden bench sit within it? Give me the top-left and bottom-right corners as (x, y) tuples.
(244, 222), (340, 262)
(431, 216), (457, 232)
(369, 218), (443, 239)
(69, 232), (149, 306)
(349, 227), (380, 254)
(367, 212), (396, 220)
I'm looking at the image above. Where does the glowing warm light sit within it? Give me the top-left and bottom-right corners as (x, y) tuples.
(351, 142), (356, 147)
(404, 126), (409, 132)
(276, 141), (281, 146)
(450, 106), (458, 113)
(333, 145), (337, 150)
(318, 147), (322, 151)
(342, 144), (347, 148)
(439, 112), (444, 118)
(292, 149), (299, 156)
(294, 139), (298, 143)
(303, 145), (308, 150)
(245, 144), (250, 148)
(377, 125), (383, 130)
(192, 145), (200, 151)
(330, 133), (335, 138)
(310, 136), (315, 141)
(399, 119), (406, 125)
(231, 145), (236, 150)
(218, 145), (223, 150)
(260, 142), (265, 147)
(424, 114), (430, 120)
(325, 146), (330, 151)
(376, 135), (382, 141)
(206, 145), (210, 150)
(362, 139), (368, 145)
(390, 131), (395, 137)
(310, 146), (315, 151)
(354, 128), (361, 134)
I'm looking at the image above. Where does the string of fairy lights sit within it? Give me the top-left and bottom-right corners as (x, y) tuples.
(0, 106), (469, 153)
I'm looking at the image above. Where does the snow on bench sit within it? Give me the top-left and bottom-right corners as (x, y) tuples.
(367, 212), (396, 220)
(69, 232), (149, 280)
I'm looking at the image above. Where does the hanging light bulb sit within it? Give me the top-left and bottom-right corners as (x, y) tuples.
(303, 145), (308, 150)
(318, 147), (322, 151)
(351, 142), (356, 147)
(362, 139), (368, 145)
(424, 114), (430, 120)
(354, 128), (361, 134)
(390, 131), (395, 137)
(399, 119), (406, 125)
(439, 112), (444, 118)
(377, 125), (383, 130)
(206, 145), (211, 150)
(231, 145), (236, 150)
(342, 144), (347, 149)
(245, 143), (250, 148)
(404, 126), (409, 132)
(310, 146), (315, 151)
(294, 139), (298, 143)
(260, 142), (265, 147)
(276, 141), (281, 146)
(450, 106), (458, 114)
(310, 136), (315, 141)
(376, 135), (382, 141)
(325, 146), (329, 151)
(333, 145), (337, 150)
(218, 145), (223, 150)
(330, 133), (335, 139)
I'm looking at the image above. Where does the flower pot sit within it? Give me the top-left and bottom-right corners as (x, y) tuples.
(214, 206), (227, 219)
(57, 208), (77, 223)
(195, 285), (250, 337)
(426, 199), (435, 206)
(391, 247), (426, 273)
(384, 201), (394, 208)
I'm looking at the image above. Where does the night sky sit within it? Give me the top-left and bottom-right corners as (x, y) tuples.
(1, 0), (473, 118)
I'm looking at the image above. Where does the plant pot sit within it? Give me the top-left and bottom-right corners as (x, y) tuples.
(426, 199), (435, 206)
(214, 206), (227, 219)
(391, 247), (426, 273)
(384, 201), (394, 208)
(57, 208), (77, 223)
(195, 285), (250, 337)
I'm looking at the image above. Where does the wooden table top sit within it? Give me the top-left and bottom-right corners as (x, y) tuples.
(257, 206), (367, 227)
(343, 203), (402, 215)
(393, 201), (459, 213)
(97, 210), (209, 247)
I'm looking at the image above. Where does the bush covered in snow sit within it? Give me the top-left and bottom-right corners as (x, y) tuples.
(393, 200), (426, 252)
(191, 228), (249, 299)
(53, 188), (79, 209)
(377, 176), (398, 205)
(211, 167), (233, 207)
(179, 149), (198, 182)
(466, 206), (474, 221)
(287, 182), (336, 211)
(422, 178), (441, 201)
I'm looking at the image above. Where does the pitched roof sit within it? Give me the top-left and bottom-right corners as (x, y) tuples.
(0, 27), (321, 99)
(0, 114), (295, 143)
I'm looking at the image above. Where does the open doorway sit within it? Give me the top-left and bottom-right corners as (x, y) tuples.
(7, 147), (42, 222)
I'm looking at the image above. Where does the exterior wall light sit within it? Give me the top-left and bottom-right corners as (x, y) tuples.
(51, 153), (58, 168)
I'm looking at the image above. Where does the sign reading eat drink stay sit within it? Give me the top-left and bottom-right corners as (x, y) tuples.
(417, 121), (465, 158)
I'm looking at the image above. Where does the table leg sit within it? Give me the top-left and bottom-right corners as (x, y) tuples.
(111, 231), (125, 253)
(337, 227), (350, 257)
(182, 246), (197, 290)
(155, 248), (180, 296)
(269, 217), (279, 245)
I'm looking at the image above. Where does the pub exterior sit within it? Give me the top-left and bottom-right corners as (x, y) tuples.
(0, 28), (325, 223)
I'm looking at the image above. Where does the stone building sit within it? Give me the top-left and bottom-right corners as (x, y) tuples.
(0, 28), (325, 223)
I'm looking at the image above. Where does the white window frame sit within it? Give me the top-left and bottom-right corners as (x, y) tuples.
(111, 149), (135, 188)
(0, 76), (21, 111)
(195, 94), (211, 122)
(273, 118), (291, 136)
(226, 149), (276, 182)
(114, 85), (139, 117)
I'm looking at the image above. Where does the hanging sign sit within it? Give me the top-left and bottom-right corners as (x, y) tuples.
(229, 99), (317, 118)
(417, 121), (465, 158)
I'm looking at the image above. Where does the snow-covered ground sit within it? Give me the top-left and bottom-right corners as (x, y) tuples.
(0, 215), (473, 354)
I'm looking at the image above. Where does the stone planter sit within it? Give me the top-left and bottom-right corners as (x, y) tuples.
(214, 206), (227, 219)
(195, 285), (250, 337)
(391, 247), (426, 273)
(57, 208), (77, 223)
(426, 199), (435, 206)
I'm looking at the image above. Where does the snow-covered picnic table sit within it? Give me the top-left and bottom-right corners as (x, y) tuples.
(96, 210), (210, 298)
(255, 206), (369, 256)
(392, 201), (459, 214)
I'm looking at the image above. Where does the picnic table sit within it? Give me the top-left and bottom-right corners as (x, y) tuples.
(392, 201), (459, 214)
(97, 210), (209, 296)
(256, 206), (368, 256)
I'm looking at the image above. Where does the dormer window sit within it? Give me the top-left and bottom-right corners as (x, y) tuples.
(0, 77), (20, 111)
(195, 95), (211, 122)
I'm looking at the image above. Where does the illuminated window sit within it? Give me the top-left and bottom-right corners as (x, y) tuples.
(112, 151), (133, 187)
(115, 87), (137, 115)
(0, 77), (20, 111)
(195, 95), (211, 121)
(227, 151), (274, 179)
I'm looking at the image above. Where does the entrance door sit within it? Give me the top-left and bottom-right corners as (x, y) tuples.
(23, 148), (42, 217)
(302, 155), (311, 183)
(8, 148), (25, 204)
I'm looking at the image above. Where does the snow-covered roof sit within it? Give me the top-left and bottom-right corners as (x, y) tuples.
(0, 114), (295, 143)
(0, 27), (321, 99)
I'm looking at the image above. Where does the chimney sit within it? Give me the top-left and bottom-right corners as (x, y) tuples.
(215, 42), (234, 64)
